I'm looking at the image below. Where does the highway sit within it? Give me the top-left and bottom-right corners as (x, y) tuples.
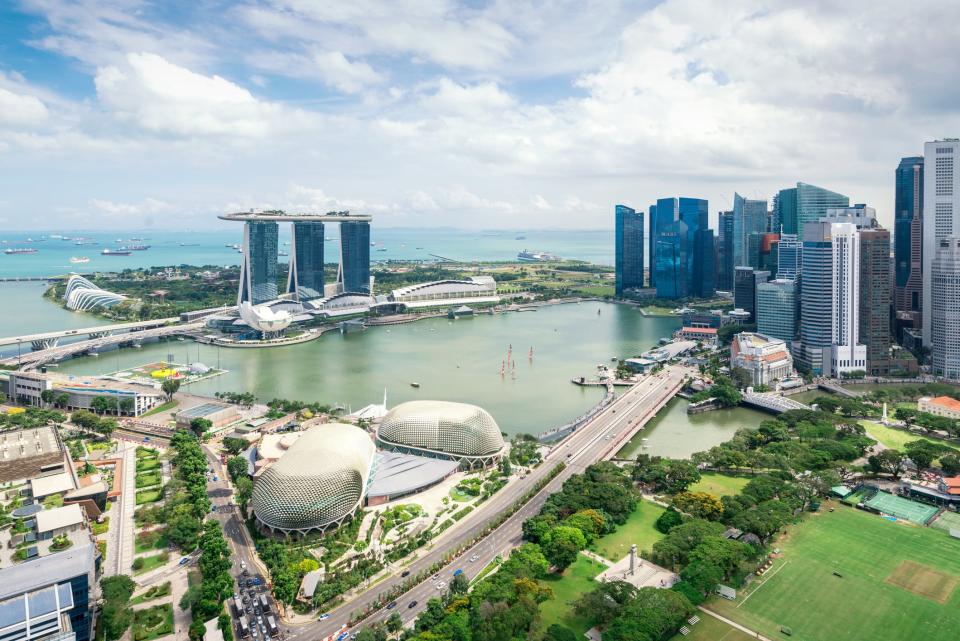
(276, 363), (692, 640)
(0, 317), (179, 346)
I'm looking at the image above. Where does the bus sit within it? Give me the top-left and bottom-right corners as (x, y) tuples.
(266, 615), (279, 637)
(258, 594), (270, 613)
(237, 616), (250, 638)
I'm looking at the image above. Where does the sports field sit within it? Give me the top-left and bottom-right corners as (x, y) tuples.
(708, 504), (960, 641)
(689, 473), (750, 497)
(931, 510), (960, 534)
(864, 491), (938, 525)
(859, 420), (960, 452)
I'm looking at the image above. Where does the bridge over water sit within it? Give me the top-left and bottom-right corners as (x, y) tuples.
(742, 391), (812, 413)
(0, 318), (180, 351)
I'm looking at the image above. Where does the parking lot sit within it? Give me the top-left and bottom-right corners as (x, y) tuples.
(229, 563), (281, 640)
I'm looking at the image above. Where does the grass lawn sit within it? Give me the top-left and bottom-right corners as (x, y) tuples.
(591, 499), (666, 561)
(132, 604), (174, 641)
(136, 472), (162, 489)
(708, 503), (960, 641)
(133, 552), (169, 575)
(536, 553), (607, 638)
(449, 487), (473, 502)
(669, 614), (755, 641)
(859, 420), (960, 452)
(141, 400), (178, 417)
(135, 489), (163, 505)
(689, 473), (751, 497)
(135, 528), (168, 553)
(92, 517), (109, 536)
(131, 582), (172, 606)
(136, 458), (160, 473)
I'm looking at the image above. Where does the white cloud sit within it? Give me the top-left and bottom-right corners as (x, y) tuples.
(89, 197), (173, 216)
(0, 87), (49, 127)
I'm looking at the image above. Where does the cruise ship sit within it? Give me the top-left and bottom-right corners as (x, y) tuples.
(517, 249), (559, 262)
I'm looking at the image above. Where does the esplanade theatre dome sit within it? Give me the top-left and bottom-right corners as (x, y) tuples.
(252, 423), (375, 533)
(377, 401), (505, 468)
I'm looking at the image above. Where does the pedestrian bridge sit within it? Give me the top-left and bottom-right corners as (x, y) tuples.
(742, 392), (812, 414)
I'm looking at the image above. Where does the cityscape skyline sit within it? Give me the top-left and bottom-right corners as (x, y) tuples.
(2, 2), (960, 230)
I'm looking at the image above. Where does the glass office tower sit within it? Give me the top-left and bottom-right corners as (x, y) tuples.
(894, 156), (924, 323)
(776, 187), (798, 234)
(340, 221), (371, 293)
(796, 182), (849, 232)
(240, 221), (279, 305)
(717, 210), (734, 290)
(614, 205), (644, 297)
(797, 222), (834, 375)
(288, 221), (325, 301)
(732, 193), (768, 268)
(655, 223), (686, 299)
(648, 203), (658, 289)
(756, 278), (797, 350)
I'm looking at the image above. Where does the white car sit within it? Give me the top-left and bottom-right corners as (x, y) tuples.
(436, 581), (446, 589)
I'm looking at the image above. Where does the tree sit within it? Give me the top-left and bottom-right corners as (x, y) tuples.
(500, 456), (513, 476)
(227, 456), (248, 482)
(868, 449), (905, 477)
(162, 378), (181, 401)
(55, 392), (70, 408)
(450, 572), (469, 595)
(386, 612), (403, 633)
(90, 396), (113, 414)
(101, 575), (136, 641)
(574, 580), (638, 627)
(97, 418), (118, 438)
(543, 624), (579, 641)
(190, 417), (212, 438)
(119, 397), (135, 414)
(679, 559), (724, 597)
(655, 507), (684, 533)
(543, 525), (586, 571)
(903, 440), (952, 470)
(222, 437), (248, 456)
(235, 476), (253, 513)
(564, 509), (605, 543)
(940, 454), (960, 476)
(44, 493), (65, 509)
(672, 491), (724, 520)
(40, 389), (55, 406)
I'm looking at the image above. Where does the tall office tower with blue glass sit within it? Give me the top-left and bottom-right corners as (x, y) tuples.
(652, 197), (713, 299)
(894, 156), (924, 329)
(240, 221), (280, 305)
(614, 205), (644, 297)
(288, 222), (325, 300)
(339, 220), (372, 294)
(732, 193), (767, 268)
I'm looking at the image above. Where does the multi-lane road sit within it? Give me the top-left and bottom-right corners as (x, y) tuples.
(276, 363), (692, 639)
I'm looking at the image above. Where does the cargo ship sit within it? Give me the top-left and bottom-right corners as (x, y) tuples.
(4, 248), (38, 255)
(126, 245), (151, 251)
(102, 249), (131, 256)
(517, 249), (559, 262)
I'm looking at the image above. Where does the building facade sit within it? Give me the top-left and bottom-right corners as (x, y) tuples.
(829, 222), (867, 375)
(797, 222), (836, 375)
(287, 222), (325, 300)
(734, 267), (769, 322)
(923, 140), (960, 348)
(614, 204), (644, 297)
(918, 396), (960, 420)
(859, 227), (892, 375)
(796, 182), (850, 233)
(776, 233), (802, 280)
(756, 278), (797, 349)
(895, 156), (924, 329)
(931, 237), (960, 380)
(652, 197), (711, 299)
(730, 332), (794, 386)
(776, 187), (798, 234)
(339, 220), (371, 294)
(732, 193), (767, 268)
(717, 210), (735, 290)
(240, 221), (279, 305)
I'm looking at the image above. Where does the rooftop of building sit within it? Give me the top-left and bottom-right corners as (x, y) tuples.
(0, 426), (62, 464)
(367, 451), (459, 498)
(176, 402), (234, 419)
(30, 472), (76, 498)
(679, 326), (717, 335)
(734, 332), (788, 349)
(218, 210), (372, 222)
(0, 541), (96, 600)
(34, 504), (85, 534)
(921, 396), (960, 412)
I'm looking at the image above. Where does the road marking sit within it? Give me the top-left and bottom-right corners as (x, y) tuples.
(737, 560), (789, 608)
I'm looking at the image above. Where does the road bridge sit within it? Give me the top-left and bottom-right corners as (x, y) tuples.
(0, 317), (179, 350)
(742, 391), (812, 413)
(263, 364), (694, 640)
(817, 381), (862, 397)
(0, 321), (205, 369)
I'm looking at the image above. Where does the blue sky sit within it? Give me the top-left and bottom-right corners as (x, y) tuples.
(0, 0), (958, 231)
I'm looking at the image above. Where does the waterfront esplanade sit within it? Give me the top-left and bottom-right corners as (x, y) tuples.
(219, 210), (372, 306)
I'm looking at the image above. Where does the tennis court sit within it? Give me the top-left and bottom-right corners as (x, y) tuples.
(864, 491), (938, 525)
(931, 511), (960, 534)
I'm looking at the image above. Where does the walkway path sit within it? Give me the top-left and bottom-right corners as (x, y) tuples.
(580, 550), (614, 567)
(698, 606), (774, 641)
(117, 442), (137, 576)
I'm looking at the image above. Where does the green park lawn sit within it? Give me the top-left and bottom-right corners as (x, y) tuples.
(591, 499), (666, 561)
(669, 614), (754, 641)
(131, 582), (171, 606)
(134, 528), (168, 553)
(136, 458), (160, 473)
(689, 473), (751, 497)
(859, 420), (960, 452)
(536, 554), (608, 638)
(135, 472), (162, 489)
(132, 604), (174, 641)
(132, 552), (169, 575)
(135, 489), (163, 505)
(708, 503), (960, 641)
(141, 400), (178, 417)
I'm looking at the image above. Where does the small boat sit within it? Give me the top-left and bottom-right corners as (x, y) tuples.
(4, 248), (37, 254)
(179, 242), (200, 247)
(127, 245), (151, 251)
(410, 382), (420, 388)
(376, 247), (387, 252)
(70, 256), (90, 264)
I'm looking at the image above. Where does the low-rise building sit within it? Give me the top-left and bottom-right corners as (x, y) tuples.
(730, 332), (794, 387)
(35, 504), (86, 540)
(674, 326), (718, 346)
(31, 472), (77, 500)
(0, 426), (70, 484)
(918, 396), (960, 420)
(388, 276), (499, 309)
(175, 402), (239, 431)
(8, 371), (163, 416)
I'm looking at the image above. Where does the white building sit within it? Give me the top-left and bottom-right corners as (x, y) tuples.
(389, 276), (499, 308)
(931, 237), (960, 380)
(923, 139), (960, 348)
(730, 333), (794, 386)
(829, 222), (867, 375)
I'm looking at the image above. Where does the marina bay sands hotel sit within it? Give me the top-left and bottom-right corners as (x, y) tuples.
(219, 210), (372, 306)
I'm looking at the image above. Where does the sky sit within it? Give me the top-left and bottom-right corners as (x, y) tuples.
(0, 0), (958, 232)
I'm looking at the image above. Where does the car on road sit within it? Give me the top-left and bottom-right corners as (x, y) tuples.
(432, 574), (440, 580)
(386, 601), (397, 610)
(179, 557), (190, 565)
(318, 613), (330, 620)
(435, 581), (446, 589)
(336, 633), (349, 641)
(453, 569), (463, 577)
(401, 570), (410, 577)
(408, 601), (418, 609)
(469, 555), (479, 562)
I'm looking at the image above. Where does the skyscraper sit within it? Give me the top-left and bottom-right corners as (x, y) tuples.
(239, 221), (279, 305)
(776, 233), (802, 280)
(614, 205), (644, 297)
(798, 222), (834, 375)
(692, 228), (716, 298)
(931, 237), (960, 380)
(796, 182), (850, 234)
(655, 222), (686, 299)
(717, 210), (735, 290)
(734, 267), (768, 322)
(894, 156), (924, 326)
(923, 139), (960, 348)
(756, 278), (797, 349)
(652, 197), (710, 299)
(828, 222), (866, 376)
(732, 193), (767, 267)
(339, 221), (371, 293)
(747, 232), (779, 273)
(288, 221), (325, 301)
(648, 203), (659, 289)
(776, 187), (798, 234)
(860, 227), (891, 375)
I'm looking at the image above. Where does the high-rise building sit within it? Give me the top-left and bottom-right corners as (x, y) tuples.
(287, 222), (325, 301)
(652, 197), (710, 299)
(797, 221), (866, 376)
(823, 204), (877, 228)
(776, 233), (802, 280)
(756, 278), (797, 348)
(747, 232), (780, 273)
(860, 227), (891, 375)
(895, 156), (924, 327)
(734, 267), (769, 322)
(717, 210), (735, 290)
(614, 205), (644, 297)
(648, 203), (659, 289)
(239, 221), (279, 305)
(923, 139), (960, 348)
(339, 221), (371, 293)
(776, 187), (798, 234)
(732, 193), (767, 267)
(931, 237), (960, 380)
(692, 228), (716, 298)
(655, 222), (686, 299)
(797, 182), (850, 232)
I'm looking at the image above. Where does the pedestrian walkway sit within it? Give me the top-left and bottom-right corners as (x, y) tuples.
(117, 443), (137, 576)
(580, 550), (614, 567)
